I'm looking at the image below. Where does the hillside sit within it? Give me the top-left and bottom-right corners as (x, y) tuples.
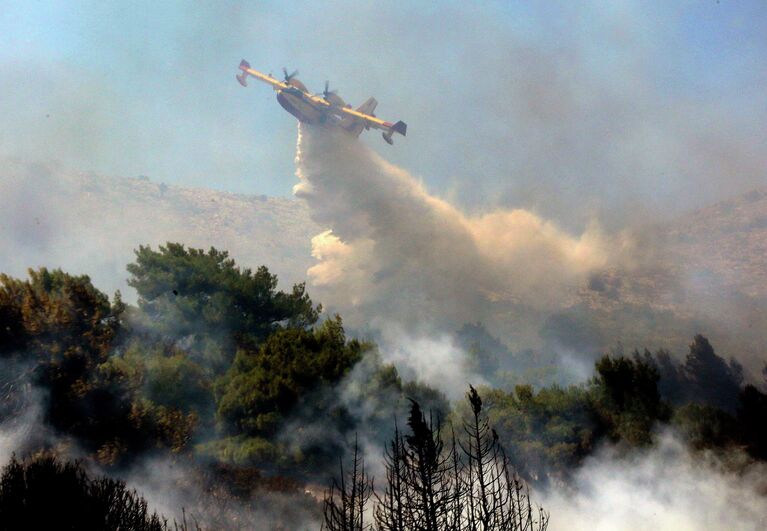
(556, 186), (767, 371)
(668, 188), (767, 300)
(0, 164), (320, 299)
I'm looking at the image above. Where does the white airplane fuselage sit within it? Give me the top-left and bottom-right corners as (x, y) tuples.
(277, 88), (331, 125)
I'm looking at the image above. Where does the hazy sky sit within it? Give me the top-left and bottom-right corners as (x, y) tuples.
(1, 1), (765, 229)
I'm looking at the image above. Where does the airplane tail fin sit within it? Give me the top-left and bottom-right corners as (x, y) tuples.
(382, 120), (407, 145)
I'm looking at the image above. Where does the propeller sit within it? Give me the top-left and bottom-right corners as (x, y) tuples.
(282, 67), (298, 83)
(323, 81), (338, 98)
(318, 80), (339, 102)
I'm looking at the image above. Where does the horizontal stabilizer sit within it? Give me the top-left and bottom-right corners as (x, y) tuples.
(236, 59), (251, 87)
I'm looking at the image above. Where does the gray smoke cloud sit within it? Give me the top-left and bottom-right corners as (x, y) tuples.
(0, 376), (46, 466)
(542, 430), (767, 530)
(121, 457), (321, 530)
(293, 123), (767, 377)
(294, 124), (621, 347)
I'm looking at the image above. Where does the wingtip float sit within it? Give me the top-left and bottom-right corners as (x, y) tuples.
(236, 59), (407, 145)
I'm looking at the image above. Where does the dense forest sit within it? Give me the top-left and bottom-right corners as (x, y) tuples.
(1, 243), (766, 529)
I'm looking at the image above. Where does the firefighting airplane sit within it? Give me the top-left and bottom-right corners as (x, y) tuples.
(236, 60), (407, 145)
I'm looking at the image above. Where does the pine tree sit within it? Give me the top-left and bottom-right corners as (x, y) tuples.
(401, 400), (455, 531)
(460, 386), (548, 531)
(375, 421), (408, 531)
(327, 390), (550, 531)
(324, 436), (374, 531)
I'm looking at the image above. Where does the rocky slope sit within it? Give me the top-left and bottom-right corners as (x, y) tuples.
(0, 164), (319, 300)
(668, 188), (767, 300)
(557, 186), (767, 371)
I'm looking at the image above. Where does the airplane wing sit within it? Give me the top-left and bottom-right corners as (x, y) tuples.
(338, 106), (407, 144)
(236, 60), (289, 90)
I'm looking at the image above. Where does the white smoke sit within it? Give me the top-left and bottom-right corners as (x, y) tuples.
(542, 431), (767, 531)
(376, 329), (483, 402)
(0, 392), (44, 466)
(0, 360), (54, 465)
(294, 124), (616, 341)
(121, 457), (321, 531)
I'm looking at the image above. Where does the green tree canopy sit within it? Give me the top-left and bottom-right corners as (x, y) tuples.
(0, 268), (123, 441)
(215, 316), (365, 440)
(480, 383), (596, 482)
(0, 267), (122, 361)
(682, 334), (743, 413)
(0, 268), (194, 465)
(592, 353), (668, 445)
(127, 243), (320, 369)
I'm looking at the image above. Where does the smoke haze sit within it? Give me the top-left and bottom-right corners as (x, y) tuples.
(3, 2), (766, 228)
(543, 431), (767, 530)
